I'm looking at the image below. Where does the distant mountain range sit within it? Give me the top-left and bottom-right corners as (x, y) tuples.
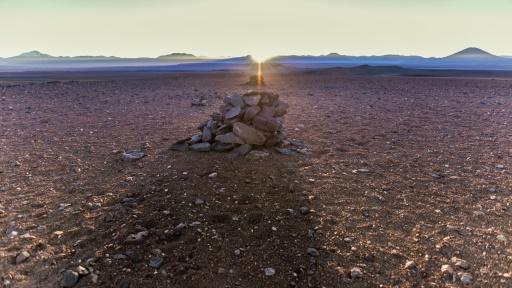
(1, 47), (512, 72)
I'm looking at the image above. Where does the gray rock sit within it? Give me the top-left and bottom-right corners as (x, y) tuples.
(113, 253), (128, 260)
(452, 257), (469, 269)
(247, 150), (270, 159)
(253, 115), (282, 132)
(350, 267), (362, 279)
(264, 267), (275, 276)
(175, 223), (187, 232)
(194, 198), (205, 205)
(122, 150), (145, 161)
(118, 278), (130, 288)
(299, 206), (310, 215)
(243, 94), (261, 106)
(432, 173), (442, 180)
(212, 142), (237, 152)
(275, 148), (296, 156)
(441, 264), (454, 279)
(190, 134), (202, 144)
(124, 231), (148, 244)
(62, 270), (79, 288)
(76, 265), (89, 276)
(170, 143), (188, 151)
(215, 132), (244, 144)
(15, 251), (30, 264)
(259, 106), (276, 117)
(149, 256), (163, 268)
(232, 144), (252, 156)
(307, 248), (319, 257)
(190, 142), (211, 152)
(233, 122), (266, 146)
(228, 94), (244, 107)
(242, 106), (261, 122)
(274, 100), (289, 117)
(225, 106), (242, 119)
(202, 127), (212, 142)
(460, 272), (473, 286)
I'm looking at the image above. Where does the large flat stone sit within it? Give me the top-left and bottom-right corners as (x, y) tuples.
(190, 142), (211, 152)
(233, 122), (266, 145)
(225, 106), (242, 119)
(253, 115), (282, 132)
(215, 132), (245, 144)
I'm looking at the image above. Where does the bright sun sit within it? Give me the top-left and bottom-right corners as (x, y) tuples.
(251, 53), (274, 63)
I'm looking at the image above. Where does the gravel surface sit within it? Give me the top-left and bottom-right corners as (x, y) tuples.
(1, 71), (511, 287)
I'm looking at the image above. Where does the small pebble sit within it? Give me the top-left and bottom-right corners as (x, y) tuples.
(299, 206), (310, 215)
(149, 256), (163, 268)
(264, 267), (275, 276)
(460, 272), (473, 286)
(350, 267), (362, 279)
(15, 251), (30, 264)
(307, 248), (319, 257)
(404, 260), (416, 270)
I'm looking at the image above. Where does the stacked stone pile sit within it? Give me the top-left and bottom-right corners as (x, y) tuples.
(171, 90), (289, 154)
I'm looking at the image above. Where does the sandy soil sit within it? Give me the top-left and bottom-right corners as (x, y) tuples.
(1, 71), (512, 287)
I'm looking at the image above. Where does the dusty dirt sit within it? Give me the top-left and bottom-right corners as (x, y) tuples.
(1, 71), (512, 287)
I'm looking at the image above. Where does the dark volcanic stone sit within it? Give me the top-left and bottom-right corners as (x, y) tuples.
(62, 270), (79, 288)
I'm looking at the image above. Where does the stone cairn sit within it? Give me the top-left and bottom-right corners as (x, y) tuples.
(171, 90), (289, 155)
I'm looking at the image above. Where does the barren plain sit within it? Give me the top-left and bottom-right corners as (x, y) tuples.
(1, 71), (512, 287)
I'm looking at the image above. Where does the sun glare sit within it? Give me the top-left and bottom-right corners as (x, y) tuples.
(251, 53), (274, 63)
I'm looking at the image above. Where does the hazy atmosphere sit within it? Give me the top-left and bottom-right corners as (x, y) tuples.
(1, 0), (511, 58)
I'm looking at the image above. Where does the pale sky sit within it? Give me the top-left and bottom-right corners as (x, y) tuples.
(0, 0), (511, 59)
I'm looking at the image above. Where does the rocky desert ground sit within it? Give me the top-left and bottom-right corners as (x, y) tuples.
(1, 70), (512, 287)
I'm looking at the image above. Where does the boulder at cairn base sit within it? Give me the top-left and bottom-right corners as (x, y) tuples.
(233, 122), (266, 145)
(215, 132), (245, 144)
(190, 142), (211, 152)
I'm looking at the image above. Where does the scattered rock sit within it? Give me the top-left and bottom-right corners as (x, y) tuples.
(350, 267), (362, 279)
(15, 251), (30, 264)
(299, 206), (310, 215)
(460, 272), (473, 286)
(404, 260), (416, 270)
(149, 256), (163, 268)
(246, 150), (270, 159)
(76, 265), (89, 276)
(122, 150), (145, 161)
(441, 264), (454, 280)
(194, 198), (205, 205)
(451, 257), (469, 269)
(62, 270), (79, 288)
(307, 248), (319, 257)
(264, 267), (276, 276)
(124, 231), (148, 244)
